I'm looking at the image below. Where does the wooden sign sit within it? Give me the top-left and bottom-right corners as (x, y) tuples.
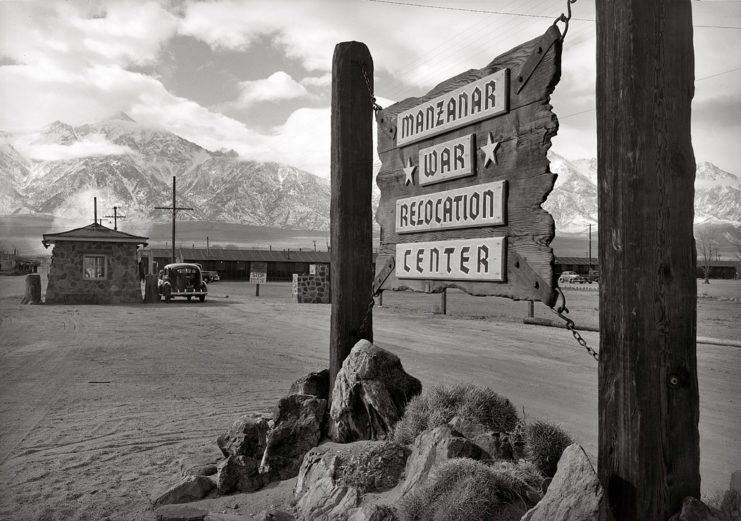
(396, 237), (505, 281)
(250, 261), (267, 284)
(375, 25), (562, 306)
(397, 69), (509, 146)
(250, 272), (267, 284)
(419, 134), (475, 186)
(396, 181), (505, 233)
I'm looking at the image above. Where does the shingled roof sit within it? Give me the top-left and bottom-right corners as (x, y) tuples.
(42, 222), (149, 248)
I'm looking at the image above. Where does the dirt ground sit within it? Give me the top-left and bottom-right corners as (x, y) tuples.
(0, 275), (739, 521)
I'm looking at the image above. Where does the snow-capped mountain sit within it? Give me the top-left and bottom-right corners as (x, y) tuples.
(545, 151), (741, 233)
(1, 114), (738, 234)
(0, 114), (330, 230)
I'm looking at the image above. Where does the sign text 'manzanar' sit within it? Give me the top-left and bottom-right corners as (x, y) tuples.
(396, 237), (505, 281)
(396, 181), (506, 234)
(397, 69), (509, 146)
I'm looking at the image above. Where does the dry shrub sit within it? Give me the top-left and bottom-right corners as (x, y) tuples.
(523, 420), (573, 477)
(397, 458), (543, 521)
(393, 384), (519, 445)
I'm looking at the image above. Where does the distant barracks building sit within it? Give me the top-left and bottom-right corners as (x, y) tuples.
(140, 247), (334, 282)
(139, 248), (738, 282)
(43, 222), (148, 304)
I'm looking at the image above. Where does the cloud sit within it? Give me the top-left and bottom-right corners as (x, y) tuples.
(13, 133), (134, 161)
(231, 71), (310, 108)
(0, 1), (178, 69)
(300, 73), (332, 89)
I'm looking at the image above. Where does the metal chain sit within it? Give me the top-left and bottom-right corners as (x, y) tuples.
(359, 64), (383, 112)
(549, 287), (599, 362)
(554, 0), (577, 41)
(358, 291), (376, 340)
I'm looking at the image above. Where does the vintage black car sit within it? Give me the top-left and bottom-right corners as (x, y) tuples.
(159, 263), (208, 302)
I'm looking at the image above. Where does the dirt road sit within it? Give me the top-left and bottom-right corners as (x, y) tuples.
(0, 278), (739, 520)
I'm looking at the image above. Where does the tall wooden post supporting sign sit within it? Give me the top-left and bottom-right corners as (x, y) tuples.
(329, 42), (374, 391)
(596, 1), (699, 518)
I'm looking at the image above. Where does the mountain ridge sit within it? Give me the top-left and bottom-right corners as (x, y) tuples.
(1, 114), (739, 233)
(0, 114), (330, 230)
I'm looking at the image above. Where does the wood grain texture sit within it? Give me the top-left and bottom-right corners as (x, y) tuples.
(143, 274), (159, 303)
(375, 27), (562, 306)
(329, 41), (375, 392)
(596, 1), (700, 519)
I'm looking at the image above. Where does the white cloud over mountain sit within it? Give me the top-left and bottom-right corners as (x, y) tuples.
(14, 134), (134, 162)
(231, 72), (311, 108)
(0, 0), (740, 180)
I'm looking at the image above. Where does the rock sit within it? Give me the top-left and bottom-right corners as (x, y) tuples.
(720, 489), (741, 520)
(216, 455), (265, 494)
(152, 475), (215, 507)
(290, 369), (330, 400)
(328, 340), (422, 443)
(669, 497), (725, 521)
(520, 444), (605, 521)
(732, 470), (741, 494)
(347, 505), (398, 521)
(204, 515), (252, 521)
(260, 394), (327, 480)
(296, 441), (409, 498)
(155, 504), (208, 521)
(400, 425), (483, 496)
(448, 416), (488, 439)
(217, 415), (270, 459)
(181, 463), (218, 477)
(254, 509), (296, 521)
(471, 432), (515, 460)
(295, 476), (360, 521)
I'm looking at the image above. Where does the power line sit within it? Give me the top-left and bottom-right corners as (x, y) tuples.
(379, 0), (556, 101)
(697, 65), (741, 81)
(366, 0), (741, 29)
(365, 0), (594, 21)
(558, 64), (741, 120)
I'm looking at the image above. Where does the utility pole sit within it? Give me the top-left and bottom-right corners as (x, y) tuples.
(588, 223), (592, 270)
(93, 197), (98, 225)
(103, 206), (126, 231)
(596, 1), (699, 519)
(155, 176), (193, 264)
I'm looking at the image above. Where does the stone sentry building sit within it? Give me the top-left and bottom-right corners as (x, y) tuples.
(42, 223), (148, 304)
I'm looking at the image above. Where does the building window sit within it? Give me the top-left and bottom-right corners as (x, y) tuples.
(83, 255), (107, 280)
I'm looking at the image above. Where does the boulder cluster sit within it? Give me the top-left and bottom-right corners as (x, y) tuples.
(150, 340), (740, 521)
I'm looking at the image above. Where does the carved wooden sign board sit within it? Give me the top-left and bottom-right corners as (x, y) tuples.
(375, 26), (562, 306)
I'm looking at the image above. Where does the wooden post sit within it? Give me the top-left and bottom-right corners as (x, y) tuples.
(143, 274), (160, 303)
(255, 283), (260, 297)
(527, 300), (534, 318)
(596, 1), (699, 518)
(329, 41), (374, 392)
(21, 274), (42, 304)
(435, 289), (447, 315)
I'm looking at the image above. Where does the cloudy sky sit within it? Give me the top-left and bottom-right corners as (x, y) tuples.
(1, 0), (740, 177)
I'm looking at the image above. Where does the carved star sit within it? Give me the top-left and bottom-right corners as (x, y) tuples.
(403, 157), (416, 186)
(481, 133), (500, 167)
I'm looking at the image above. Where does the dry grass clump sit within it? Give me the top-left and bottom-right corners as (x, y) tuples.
(393, 384), (519, 445)
(397, 458), (543, 521)
(523, 420), (573, 477)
